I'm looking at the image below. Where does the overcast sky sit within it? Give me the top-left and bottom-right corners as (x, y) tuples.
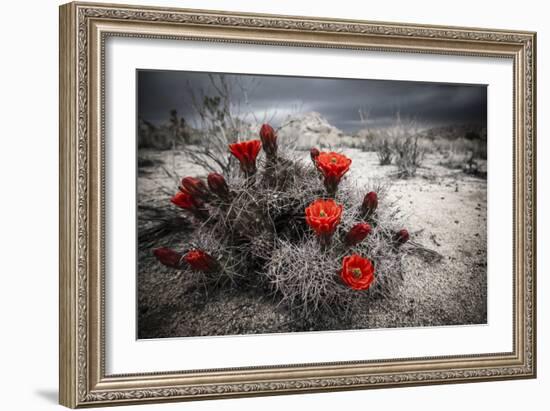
(137, 70), (487, 133)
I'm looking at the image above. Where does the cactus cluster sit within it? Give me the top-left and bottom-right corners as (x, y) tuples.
(153, 124), (410, 316)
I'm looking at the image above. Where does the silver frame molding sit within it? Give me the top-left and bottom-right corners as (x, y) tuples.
(59, 2), (536, 408)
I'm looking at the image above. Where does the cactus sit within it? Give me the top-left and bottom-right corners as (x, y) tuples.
(152, 124), (412, 316)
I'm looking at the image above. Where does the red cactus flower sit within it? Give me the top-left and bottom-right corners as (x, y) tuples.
(259, 124), (277, 158)
(315, 151), (352, 195)
(171, 191), (208, 219)
(305, 199), (343, 245)
(344, 222), (372, 246)
(180, 176), (210, 201)
(229, 139), (262, 175)
(184, 249), (219, 273)
(395, 229), (410, 245)
(340, 254), (375, 291)
(362, 191), (378, 219)
(153, 247), (183, 268)
(207, 172), (230, 199)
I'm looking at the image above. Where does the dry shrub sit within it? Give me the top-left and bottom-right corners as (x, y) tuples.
(393, 135), (425, 178)
(180, 74), (280, 174)
(375, 139), (393, 165)
(366, 115), (426, 174)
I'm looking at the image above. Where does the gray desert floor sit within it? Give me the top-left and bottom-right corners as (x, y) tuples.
(137, 148), (487, 338)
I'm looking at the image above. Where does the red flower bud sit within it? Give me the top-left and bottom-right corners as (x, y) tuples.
(207, 172), (230, 199)
(184, 249), (219, 273)
(229, 139), (262, 176)
(171, 191), (208, 220)
(310, 148), (320, 166)
(315, 152), (352, 196)
(344, 222), (372, 246)
(340, 254), (375, 291)
(362, 191), (378, 218)
(171, 191), (198, 209)
(395, 229), (410, 245)
(259, 124), (277, 158)
(180, 176), (210, 201)
(153, 247), (183, 268)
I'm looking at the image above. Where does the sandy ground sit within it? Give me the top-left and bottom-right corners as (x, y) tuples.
(137, 148), (487, 338)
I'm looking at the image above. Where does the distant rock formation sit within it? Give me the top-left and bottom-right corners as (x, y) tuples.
(277, 112), (355, 149)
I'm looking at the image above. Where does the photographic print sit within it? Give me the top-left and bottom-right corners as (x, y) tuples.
(137, 70), (487, 339)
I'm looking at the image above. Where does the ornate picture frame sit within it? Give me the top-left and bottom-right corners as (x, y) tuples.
(59, 2), (536, 408)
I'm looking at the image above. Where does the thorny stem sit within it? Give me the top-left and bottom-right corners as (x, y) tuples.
(319, 233), (332, 252)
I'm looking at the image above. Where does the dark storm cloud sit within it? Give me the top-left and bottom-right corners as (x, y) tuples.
(137, 70), (487, 133)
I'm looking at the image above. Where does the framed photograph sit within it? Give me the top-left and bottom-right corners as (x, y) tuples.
(59, 2), (537, 408)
